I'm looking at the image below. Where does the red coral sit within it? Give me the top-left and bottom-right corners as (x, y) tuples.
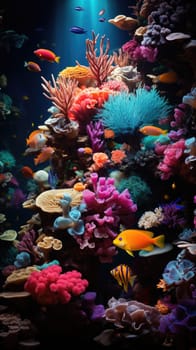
(68, 87), (114, 131)
(24, 265), (89, 305)
(155, 139), (186, 180)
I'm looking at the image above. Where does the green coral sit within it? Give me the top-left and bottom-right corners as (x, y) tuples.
(116, 175), (152, 208)
(0, 150), (16, 170)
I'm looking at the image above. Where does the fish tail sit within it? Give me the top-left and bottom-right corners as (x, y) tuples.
(129, 275), (136, 287)
(34, 156), (39, 166)
(55, 56), (60, 63)
(154, 235), (165, 248)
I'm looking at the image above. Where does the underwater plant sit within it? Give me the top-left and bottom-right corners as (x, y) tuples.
(96, 87), (172, 136)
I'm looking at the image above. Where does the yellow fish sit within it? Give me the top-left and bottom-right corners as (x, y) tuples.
(113, 229), (165, 257)
(110, 264), (136, 293)
(139, 125), (168, 136)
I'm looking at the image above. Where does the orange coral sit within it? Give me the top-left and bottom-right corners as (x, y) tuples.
(104, 129), (115, 139)
(111, 149), (126, 163)
(155, 299), (170, 314)
(58, 64), (96, 88)
(88, 152), (109, 172)
(156, 279), (169, 292)
(68, 87), (114, 124)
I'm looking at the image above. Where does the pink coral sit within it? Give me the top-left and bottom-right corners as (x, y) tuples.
(74, 173), (137, 262)
(122, 38), (158, 63)
(24, 265), (89, 305)
(155, 139), (186, 180)
(68, 87), (114, 132)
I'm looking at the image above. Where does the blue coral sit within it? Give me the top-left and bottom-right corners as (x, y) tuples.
(162, 259), (195, 286)
(96, 87), (171, 136)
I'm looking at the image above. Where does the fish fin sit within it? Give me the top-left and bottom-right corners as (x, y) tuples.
(129, 275), (137, 287)
(143, 244), (154, 251)
(123, 282), (128, 293)
(154, 234), (165, 248)
(143, 230), (154, 238)
(55, 56), (60, 63)
(126, 249), (134, 257)
(146, 74), (158, 83)
(163, 129), (168, 134)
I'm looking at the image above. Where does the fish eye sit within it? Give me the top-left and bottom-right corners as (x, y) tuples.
(119, 237), (122, 241)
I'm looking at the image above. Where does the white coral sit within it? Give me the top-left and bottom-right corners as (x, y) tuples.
(138, 207), (164, 229)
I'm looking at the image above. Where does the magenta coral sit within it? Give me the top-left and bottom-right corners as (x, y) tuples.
(155, 139), (186, 180)
(24, 264), (89, 305)
(74, 173), (137, 262)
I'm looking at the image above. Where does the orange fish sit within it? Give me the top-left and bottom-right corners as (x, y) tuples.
(33, 48), (60, 63)
(139, 125), (168, 136)
(24, 61), (41, 72)
(147, 71), (178, 84)
(20, 166), (34, 179)
(110, 264), (136, 292)
(113, 229), (165, 257)
(26, 130), (47, 149)
(34, 146), (54, 165)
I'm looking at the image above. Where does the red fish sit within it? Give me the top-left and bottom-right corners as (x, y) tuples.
(24, 61), (41, 72)
(33, 48), (60, 63)
(34, 146), (55, 165)
(20, 166), (34, 179)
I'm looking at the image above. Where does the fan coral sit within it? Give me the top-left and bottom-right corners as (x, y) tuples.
(41, 74), (79, 118)
(85, 31), (115, 86)
(24, 264), (89, 305)
(96, 87), (171, 136)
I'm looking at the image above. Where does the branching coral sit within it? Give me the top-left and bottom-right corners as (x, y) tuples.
(73, 172), (137, 262)
(85, 31), (115, 86)
(41, 74), (79, 118)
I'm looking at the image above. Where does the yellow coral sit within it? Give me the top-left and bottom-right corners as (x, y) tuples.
(58, 64), (96, 87)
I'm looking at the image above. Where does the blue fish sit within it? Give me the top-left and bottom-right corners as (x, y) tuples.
(69, 26), (87, 34)
(74, 6), (84, 11)
(99, 17), (106, 22)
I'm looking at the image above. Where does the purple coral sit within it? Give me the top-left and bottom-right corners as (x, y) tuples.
(73, 173), (137, 262)
(86, 120), (105, 152)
